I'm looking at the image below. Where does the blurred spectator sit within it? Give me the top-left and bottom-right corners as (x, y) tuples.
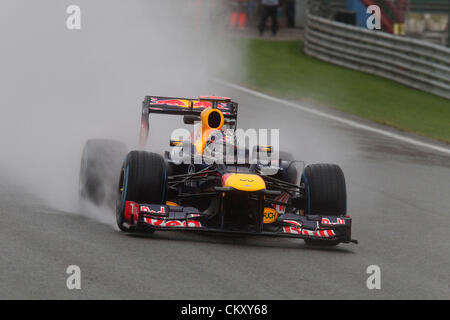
(259, 0), (280, 36)
(230, 0), (249, 30)
(286, 0), (295, 28)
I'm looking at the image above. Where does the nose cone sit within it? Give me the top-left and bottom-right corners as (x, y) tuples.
(222, 174), (266, 192)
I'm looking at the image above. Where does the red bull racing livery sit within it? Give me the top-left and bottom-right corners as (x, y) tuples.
(79, 95), (356, 246)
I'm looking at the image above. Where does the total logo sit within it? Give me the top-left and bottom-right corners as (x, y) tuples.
(144, 218), (202, 228)
(321, 218), (345, 225)
(140, 206), (166, 214)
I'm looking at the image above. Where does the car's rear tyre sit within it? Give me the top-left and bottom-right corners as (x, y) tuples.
(301, 163), (346, 246)
(79, 139), (128, 206)
(116, 151), (167, 232)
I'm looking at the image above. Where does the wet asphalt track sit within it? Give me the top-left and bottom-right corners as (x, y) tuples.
(1, 83), (450, 299)
(1, 1), (450, 300)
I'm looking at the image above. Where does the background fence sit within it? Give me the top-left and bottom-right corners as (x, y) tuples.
(304, 13), (450, 100)
(306, 0), (449, 46)
(409, 0), (450, 14)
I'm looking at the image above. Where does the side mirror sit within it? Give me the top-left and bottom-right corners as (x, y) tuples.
(183, 115), (200, 125)
(224, 119), (236, 127)
(170, 140), (183, 147)
(254, 145), (272, 153)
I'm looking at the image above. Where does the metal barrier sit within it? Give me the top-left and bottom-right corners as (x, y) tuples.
(409, 0), (450, 14)
(304, 13), (450, 100)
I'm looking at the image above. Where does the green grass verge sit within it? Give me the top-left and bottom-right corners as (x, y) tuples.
(240, 39), (450, 143)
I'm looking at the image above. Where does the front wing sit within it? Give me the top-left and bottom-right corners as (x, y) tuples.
(123, 201), (355, 244)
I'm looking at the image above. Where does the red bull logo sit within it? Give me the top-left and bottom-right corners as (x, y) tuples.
(193, 101), (212, 108)
(151, 99), (189, 107)
(149, 97), (232, 112)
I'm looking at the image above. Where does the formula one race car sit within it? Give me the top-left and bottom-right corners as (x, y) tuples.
(79, 96), (356, 246)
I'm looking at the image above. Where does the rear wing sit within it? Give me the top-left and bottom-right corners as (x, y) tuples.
(139, 96), (239, 148)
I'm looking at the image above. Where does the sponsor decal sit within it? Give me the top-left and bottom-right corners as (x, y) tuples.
(283, 226), (335, 237)
(193, 101), (212, 108)
(151, 99), (189, 107)
(140, 205), (166, 215)
(124, 201), (139, 223)
(144, 218), (202, 228)
(263, 207), (278, 224)
(321, 218), (345, 225)
(149, 98), (233, 112)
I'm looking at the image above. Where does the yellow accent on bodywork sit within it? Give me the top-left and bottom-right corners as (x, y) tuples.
(263, 207), (279, 224)
(201, 107), (224, 130)
(166, 201), (179, 206)
(193, 107), (225, 155)
(193, 128), (217, 155)
(223, 174), (266, 192)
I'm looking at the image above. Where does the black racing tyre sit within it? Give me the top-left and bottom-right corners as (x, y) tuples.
(301, 164), (346, 246)
(302, 164), (346, 216)
(79, 139), (128, 206)
(116, 151), (167, 232)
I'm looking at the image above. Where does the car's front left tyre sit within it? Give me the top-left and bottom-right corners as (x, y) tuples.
(116, 151), (167, 232)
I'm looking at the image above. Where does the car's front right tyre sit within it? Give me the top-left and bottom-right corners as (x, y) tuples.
(301, 163), (347, 246)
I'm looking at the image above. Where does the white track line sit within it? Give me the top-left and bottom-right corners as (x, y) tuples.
(218, 80), (450, 156)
